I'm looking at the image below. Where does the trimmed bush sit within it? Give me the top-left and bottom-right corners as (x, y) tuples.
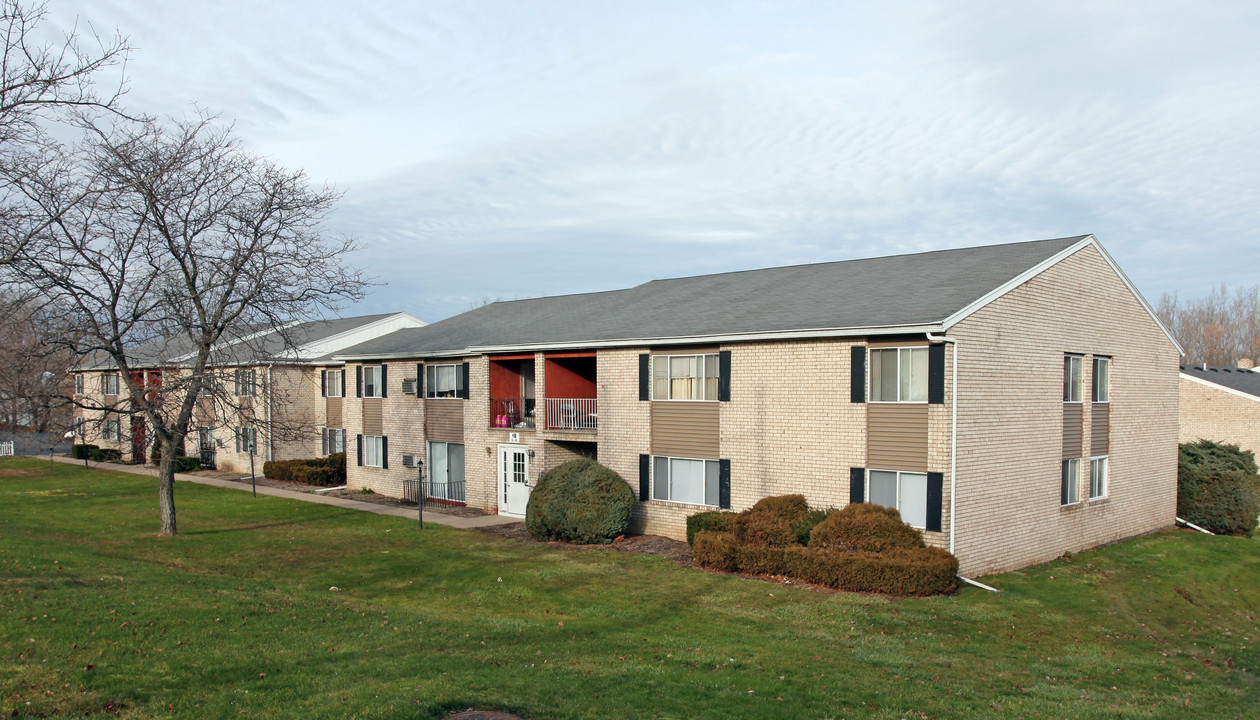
(71, 444), (99, 460)
(785, 545), (959, 596)
(732, 494), (813, 547)
(809, 503), (925, 553)
(686, 511), (737, 546)
(1178, 440), (1260, 535)
(526, 458), (635, 544)
(262, 456), (345, 486)
(692, 531), (740, 571)
(90, 447), (121, 462)
(172, 456), (201, 473)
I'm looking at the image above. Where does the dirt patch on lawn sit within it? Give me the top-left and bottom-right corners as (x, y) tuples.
(0, 468), (42, 477)
(476, 521), (694, 566)
(185, 469), (318, 494)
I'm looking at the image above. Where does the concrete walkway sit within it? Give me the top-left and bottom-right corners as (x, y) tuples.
(49, 455), (520, 529)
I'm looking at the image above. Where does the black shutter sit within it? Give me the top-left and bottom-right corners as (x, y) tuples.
(851, 346), (866, 403)
(638, 454), (650, 501)
(926, 472), (944, 532)
(459, 362), (470, 399)
(320, 370), (327, 398)
(381, 365), (388, 398)
(321, 428), (327, 455)
(718, 351), (731, 402)
(849, 467), (865, 504)
(417, 363), (424, 399)
(340, 369), (346, 397)
(356, 434), (363, 466)
(928, 343), (946, 405)
(638, 354), (650, 401)
(234, 428), (241, 453)
(356, 366), (363, 398)
(718, 459), (731, 510)
(381, 436), (389, 469)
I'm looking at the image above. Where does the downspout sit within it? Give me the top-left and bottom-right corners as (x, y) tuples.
(925, 332), (958, 555)
(266, 365), (274, 462)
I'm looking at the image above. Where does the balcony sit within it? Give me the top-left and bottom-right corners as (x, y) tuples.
(490, 397), (535, 429)
(545, 398), (597, 431)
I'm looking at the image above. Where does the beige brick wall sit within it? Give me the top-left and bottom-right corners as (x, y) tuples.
(344, 360), (426, 498)
(73, 370), (133, 457)
(948, 243), (1180, 575)
(1179, 376), (1260, 456)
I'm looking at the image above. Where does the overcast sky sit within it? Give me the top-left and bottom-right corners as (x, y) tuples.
(46, 0), (1260, 323)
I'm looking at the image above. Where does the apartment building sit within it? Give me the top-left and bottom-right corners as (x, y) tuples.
(332, 235), (1181, 575)
(1179, 361), (1260, 456)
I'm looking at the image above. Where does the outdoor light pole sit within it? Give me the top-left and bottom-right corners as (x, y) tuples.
(416, 460), (424, 530)
(248, 436), (256, 498)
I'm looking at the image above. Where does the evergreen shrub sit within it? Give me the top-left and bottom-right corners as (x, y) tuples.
(1178, 440), (1260, 535)
(525, 458), (634, 544)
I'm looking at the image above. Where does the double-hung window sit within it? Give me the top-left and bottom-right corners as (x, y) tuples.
(325, 369), (344, 398)
(425, 364), (463, 398)
(235, 369), (256, 397)
(1089, 456), (1108, 500)
(363, 366), (383, 398)
(867, 469), (928, 528)
(102, 373), (119, 396)
(324, 428), (346, 454)
(73, 374), (84, 395)
(1063, 355), (1083, 403)
(364, 435), (385, 467)
(653, 456), (720, 506)
(870, 347), (928, 402)
(101, 415), (120, 441)
(1061, 458), (1081, 505)
(236, 427), (257, 454)
(1092, 357), (1110, 403)
(652, 354), (719, 400)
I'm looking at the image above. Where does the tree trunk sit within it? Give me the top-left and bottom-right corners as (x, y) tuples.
(158, 443), (178, 536)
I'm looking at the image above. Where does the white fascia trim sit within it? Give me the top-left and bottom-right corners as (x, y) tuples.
(942, 235), (1184, 355)
(329, 324), (943, 362)
(170, 319), (306, 363)
(288, 312), (428, 358)
(1181, 372), (1260, 404)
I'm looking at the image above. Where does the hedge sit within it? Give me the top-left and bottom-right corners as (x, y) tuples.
(809, 503), (925, 553)
(263, 453), (347, 487)
(90, 447), (121, 463)
(686, 510), (737, 546)
(1178, 440), (1260, 535)
(71, 444), (99, 460)
(526, 458), (635, 544)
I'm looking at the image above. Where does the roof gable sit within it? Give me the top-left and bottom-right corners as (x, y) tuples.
(1181, 365), (1260, 402)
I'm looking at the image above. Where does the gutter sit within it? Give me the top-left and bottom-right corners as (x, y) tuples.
(926, 331), (959, 556)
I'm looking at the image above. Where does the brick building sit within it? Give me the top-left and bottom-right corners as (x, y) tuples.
(333, 235), (1181, 575)
(1179, 362), (1260, 456)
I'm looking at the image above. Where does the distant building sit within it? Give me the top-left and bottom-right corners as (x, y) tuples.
(1179, 360), (1260, 457)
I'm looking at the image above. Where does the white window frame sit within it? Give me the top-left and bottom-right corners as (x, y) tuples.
(652, 455), (720, 506)
(102, 373), (119, 396)
(364, 435), (385, 467)
(325, 369), (344, 398)
(651, 353), (720, 401)
(237, 427), (257, 454)
(1089, 456), (1108, 500)
(1061, 458), (1081, 506)
(866, 469), (929, 528)
(427, 441), (466, 501)
(101, 415), (120, 441)
(74, 374), (84, 395)
(236, 369), (257, 397)
(197, 427), (216, 452)
(1063, 355), (1083, 403)
(425, 363), (462, 399)
(869, 347), (929, 403)
(1092, 356), (1110, 403)
(363, 366), (383, 398)
(325, 428), (346, 454)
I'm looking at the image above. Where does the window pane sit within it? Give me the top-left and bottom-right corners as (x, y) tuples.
(652, 356), (669, 400)
(670, 356), (699, 400)
(869, 470), (898, 509)
(704, 460), (720, 507)
(448, 444), (465, 484)
(1093, 358), (1109, 402)
(704, 354), (719, 400)
(670, 458), (706, 505)
(874, 350), (898, 401)
(900, 473), (928, 528)
(1090, 457), (1107, 499)
(870, 349), (883, 401)
(426, 365), (436, 397)
(1064, 356), (1081, 402)
(653, 456), (669, 500)
(1061, 459), (1079, 504)
(429, 441), (447, 483)
(436, 365), (455, 397)
(906, 348), (928, 402)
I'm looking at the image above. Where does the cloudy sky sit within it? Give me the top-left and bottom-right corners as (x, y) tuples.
(46, 0), (1260, 323)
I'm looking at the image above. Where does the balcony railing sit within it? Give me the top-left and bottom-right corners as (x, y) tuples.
(490, 397), (535, 429)
(545, 398), (597, 431)
(403, 476), (467, 506)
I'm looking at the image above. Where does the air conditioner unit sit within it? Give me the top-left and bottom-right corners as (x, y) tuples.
(402, 379), (417, 395)
(402, 454), (416, 468)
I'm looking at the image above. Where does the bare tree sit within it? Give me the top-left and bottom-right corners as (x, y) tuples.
(0, 289), (75, 432)
(0, 0), (131, 263)
(1157, 285), (1260, 367)
(4, 115), (367, 535)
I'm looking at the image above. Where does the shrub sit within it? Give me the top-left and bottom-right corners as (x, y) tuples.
(686, 511), (737, 546)
(324, 453), (348, 482)
(526, 458), (635, 544)
(71, 444), (99, 460)
(262, 456), (345, 486)
(90, 447), (121, 462)
(809, 503), (925, 553)
(1178, 440), (1260, 535)
(785, 546), (959, 596)
(172, 456), (202, 473)
(692, 531), (740, 571)
(732, 494), (813, 547)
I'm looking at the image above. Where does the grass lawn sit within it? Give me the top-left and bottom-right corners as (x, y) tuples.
(1, 458), (1257, 719)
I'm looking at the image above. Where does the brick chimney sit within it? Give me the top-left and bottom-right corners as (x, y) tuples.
(1238, 358), (1256, 370)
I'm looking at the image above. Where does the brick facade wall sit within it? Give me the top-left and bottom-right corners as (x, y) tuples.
(1179, 376), (1260, 456)
(947, 244), (1180, 575)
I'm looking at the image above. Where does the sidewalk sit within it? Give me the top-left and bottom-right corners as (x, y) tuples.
(49, 455), (520, 529)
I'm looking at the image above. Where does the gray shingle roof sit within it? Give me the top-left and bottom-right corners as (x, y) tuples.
(1181, 365), (1260, 400)
(338, 235), (1091, 359)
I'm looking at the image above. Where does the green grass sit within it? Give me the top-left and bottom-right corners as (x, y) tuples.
(2, 458), (1257, 719)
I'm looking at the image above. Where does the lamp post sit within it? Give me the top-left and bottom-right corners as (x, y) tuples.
(416, 459), (425, 530)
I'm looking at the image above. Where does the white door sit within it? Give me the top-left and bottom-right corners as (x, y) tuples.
(498, 444), (531, 517)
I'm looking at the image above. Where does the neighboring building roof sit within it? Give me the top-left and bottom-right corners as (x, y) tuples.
(337, 234), (1170, 359)
(1180, 365), (1260, 402)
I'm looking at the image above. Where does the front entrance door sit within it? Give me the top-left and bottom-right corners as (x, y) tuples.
(497, 444), (531, 517)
